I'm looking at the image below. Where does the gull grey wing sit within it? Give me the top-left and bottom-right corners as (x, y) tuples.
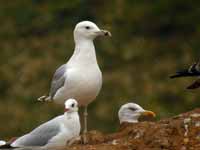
(50, 64), (67, 99)
(12, 116), (62, 147)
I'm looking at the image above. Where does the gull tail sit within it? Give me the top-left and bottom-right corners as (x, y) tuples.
(0, 140), (12, 149)
(37, 95), (51, 102)
(0, 137), (19, 149)
(0, 140), (6, 146)
(170, 62), (200, 79)
(0, 144), (12, 149)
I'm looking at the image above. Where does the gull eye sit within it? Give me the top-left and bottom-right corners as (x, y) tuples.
(128, 107), (137, 111)
(85, 26), (90, 30)
(71, 103), (75, 107)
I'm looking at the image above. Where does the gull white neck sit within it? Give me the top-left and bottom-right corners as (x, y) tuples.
(63, 111), (80, 130)
(64, 111), (79, 120)
(69, 39), (98, 65)
(119, 114), (139, 124)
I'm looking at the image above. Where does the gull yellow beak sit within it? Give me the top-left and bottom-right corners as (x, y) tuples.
(141, 110), (156, 117)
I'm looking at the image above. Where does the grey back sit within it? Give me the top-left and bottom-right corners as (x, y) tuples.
(13, 116), (62, 146)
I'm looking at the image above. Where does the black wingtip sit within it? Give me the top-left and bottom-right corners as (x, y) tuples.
(169, 69), (198, 79)
(169, 74), (179, 79)
(186, 85), (198, 90)
(0, 144), (12, 149)
(169, 73), (187, 79)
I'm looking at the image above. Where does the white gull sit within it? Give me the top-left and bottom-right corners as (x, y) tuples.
(38, 21), (111, 142)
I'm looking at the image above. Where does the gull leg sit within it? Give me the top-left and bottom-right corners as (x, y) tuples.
(83, 106), (88, 144)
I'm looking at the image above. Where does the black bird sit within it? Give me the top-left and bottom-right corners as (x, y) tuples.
(170, 61), (200, 89)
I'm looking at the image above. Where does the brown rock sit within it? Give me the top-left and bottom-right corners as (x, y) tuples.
(63, 108), (200, 150)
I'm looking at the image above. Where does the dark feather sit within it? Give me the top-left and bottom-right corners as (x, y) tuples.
(0, 143), (12, 149)
(170, 62), (200, 79)
(187, 79), (200, 89)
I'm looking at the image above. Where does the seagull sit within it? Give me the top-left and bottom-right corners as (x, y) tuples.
(38, 21), (111, 142)
(104, 102), (156, 140)
(118, 102), (156, 124)
(0, 99), (80, 148)
(170, 61), (200, 89)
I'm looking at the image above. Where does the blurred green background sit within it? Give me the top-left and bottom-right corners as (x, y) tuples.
(1, 0), (200, 139)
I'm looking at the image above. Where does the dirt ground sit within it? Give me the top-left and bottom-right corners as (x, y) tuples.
(66, 108), (200, 150)
(1, 108), (200, 150)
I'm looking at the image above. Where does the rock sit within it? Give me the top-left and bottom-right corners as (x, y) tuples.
(65, 108), (200, 150)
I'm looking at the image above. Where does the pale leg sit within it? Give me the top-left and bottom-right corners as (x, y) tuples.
(83, 106), (88, 144)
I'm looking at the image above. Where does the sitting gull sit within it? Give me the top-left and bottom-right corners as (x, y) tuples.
(38, 21), (111, 142)
(105, 102), (156, 141)
(118, 102), (156, 124)
(170, 61), (200, 89)
(1, 99), (80, 148)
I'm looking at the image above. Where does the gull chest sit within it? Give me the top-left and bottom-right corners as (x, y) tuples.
(56, 64), (102, 105)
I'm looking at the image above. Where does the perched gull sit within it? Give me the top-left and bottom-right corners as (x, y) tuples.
(118, 102), (156, 124)
(38, 21), (111, 142)
(2, 99), (80, 148)
(170, 61), (200, 89)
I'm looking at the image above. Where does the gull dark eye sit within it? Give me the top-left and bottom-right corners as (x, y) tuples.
(71, 103), (75, 107)
(85, 26), (90, 29)
(128, 107), (137, 111)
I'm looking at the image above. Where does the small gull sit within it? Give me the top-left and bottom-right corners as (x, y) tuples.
(3, 99), (81, 148)
(38, 21), (111, 142)
(170, 60), (200, 89)
(118, 102), (156, 124)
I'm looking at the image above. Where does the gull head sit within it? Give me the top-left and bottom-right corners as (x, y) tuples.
(118, 102), (156, 124)
(74, 21), (111, 42)
(64, 98), (79, 113)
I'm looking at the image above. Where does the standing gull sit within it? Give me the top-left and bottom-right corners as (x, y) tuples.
(118, 102), (156, 124)
(38, 21), (111, 142)
(170, 61), (200, 89)
(1, 99), (80, 148)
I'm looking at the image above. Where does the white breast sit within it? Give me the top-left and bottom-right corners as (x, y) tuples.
(46, 113), (80, 148)
(54, 64), (102, 106)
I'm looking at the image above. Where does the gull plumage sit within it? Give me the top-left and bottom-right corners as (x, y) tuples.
(38, 21), (111, 142)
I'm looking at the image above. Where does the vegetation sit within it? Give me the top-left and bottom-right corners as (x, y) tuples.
(0, 0), (200, 139)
